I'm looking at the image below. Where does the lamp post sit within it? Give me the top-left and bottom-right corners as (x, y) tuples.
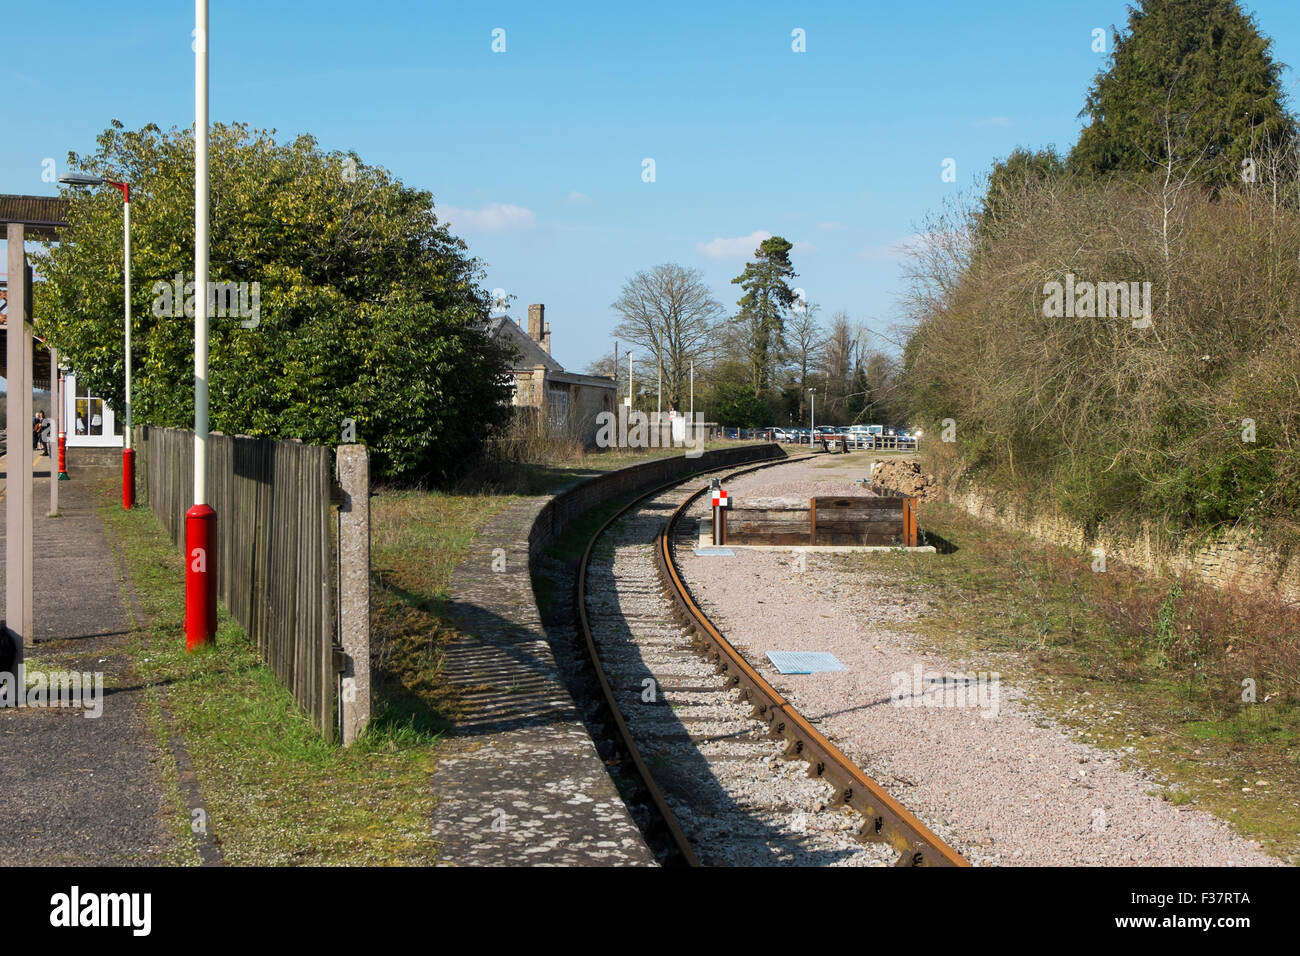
(808, 388), (816, 448)
(689, 359), (694, 419)
(58, 173), (133, 508)
(186, 0), (217, 651)
(657, 356), (662, 419)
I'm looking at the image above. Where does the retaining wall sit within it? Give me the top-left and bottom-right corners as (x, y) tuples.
(528, 443), (785, 561)
(945, 480), (1300, 604)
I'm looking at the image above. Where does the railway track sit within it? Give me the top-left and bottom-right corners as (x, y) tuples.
(577, 455), (968, 867)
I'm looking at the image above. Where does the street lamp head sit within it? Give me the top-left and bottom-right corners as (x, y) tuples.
(59, 173), (129, 201)
(59, 173), (106, 186)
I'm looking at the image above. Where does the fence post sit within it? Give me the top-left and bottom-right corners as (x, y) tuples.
(336, 444), (371, 744)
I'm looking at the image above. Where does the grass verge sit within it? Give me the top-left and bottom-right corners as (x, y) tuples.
(97, 474), (442, 866)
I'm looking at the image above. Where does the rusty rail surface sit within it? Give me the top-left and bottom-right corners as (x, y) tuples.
(657, 478), (969, 867)
(575, 453), (790, 866)
(577, 452), (968, 867)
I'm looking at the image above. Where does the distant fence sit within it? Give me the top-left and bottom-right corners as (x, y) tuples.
(135, 426), (371, 743)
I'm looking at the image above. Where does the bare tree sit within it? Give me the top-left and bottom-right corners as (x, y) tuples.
(820, 311), (857, 414)
(611, 264), (723, 411)
(786, 301), (824, 417)
(586, 351), (617, 379)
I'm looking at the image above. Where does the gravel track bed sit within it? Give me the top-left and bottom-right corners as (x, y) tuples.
(722, 475), (878, 500)
(583, 474), (891, 866)
(675, 455), (1282, 866)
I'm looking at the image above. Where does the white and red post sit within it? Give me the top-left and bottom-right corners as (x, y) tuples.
(711, 481), (728, 545)
(119, 180), (134, 509)
(185, 0), (217, 650)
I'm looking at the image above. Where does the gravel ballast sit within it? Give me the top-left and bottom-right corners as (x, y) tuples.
(676, 455), (1282, 866)
(585, 471), (894, 866)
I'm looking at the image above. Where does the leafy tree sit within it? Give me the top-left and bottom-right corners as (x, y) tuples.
(712, 382), (773, 429)
(730, 236), (798, 396)
(1068, 0), (1296, 187)
(34, 121), (516, 484)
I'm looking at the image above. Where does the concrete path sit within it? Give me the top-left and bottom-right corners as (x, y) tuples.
(432, 496), (656, 866)
(0, 459), (181, 865)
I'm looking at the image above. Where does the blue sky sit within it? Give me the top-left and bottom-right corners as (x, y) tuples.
(6, 0), (1300, 373)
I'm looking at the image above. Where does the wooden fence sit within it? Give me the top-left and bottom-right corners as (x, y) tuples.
(724, 493), (919, 547)
(135, 425), (341, 741)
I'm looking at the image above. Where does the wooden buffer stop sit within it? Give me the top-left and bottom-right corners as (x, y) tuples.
(719, 493), (921, 548)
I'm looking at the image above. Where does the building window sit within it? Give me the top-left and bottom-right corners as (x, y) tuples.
(75, 381), (104, 436)
(547, 385), (570, 430)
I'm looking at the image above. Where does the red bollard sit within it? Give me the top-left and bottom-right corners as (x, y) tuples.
(122, 447), (135, 509)
(184, 504), (218, 651)
(57, 431), (70, 481)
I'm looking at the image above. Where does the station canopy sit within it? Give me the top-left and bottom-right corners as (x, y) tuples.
(0, 194), (71, 391)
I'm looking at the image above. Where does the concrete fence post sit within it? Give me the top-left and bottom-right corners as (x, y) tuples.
(336, 444), (371, 744)
(5, 225), (34, 672)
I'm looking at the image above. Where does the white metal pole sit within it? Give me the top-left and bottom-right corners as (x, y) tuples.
(627, 351), (633, 408)
(49, 347), (59, 516)
(123, 196), (132, 451)
(194, 0), (209, 506)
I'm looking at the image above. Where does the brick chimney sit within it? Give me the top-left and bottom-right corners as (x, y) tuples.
(542, 321), (551, 355)
(528, 303), (544, 343)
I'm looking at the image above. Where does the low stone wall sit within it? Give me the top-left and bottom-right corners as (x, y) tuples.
(527, 443), (786, 560)
(65, 447), (123, 469)
(945, 480), (1300, 604)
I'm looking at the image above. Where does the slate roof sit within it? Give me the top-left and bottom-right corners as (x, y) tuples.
(0, 195), (70, 240)
(487, 315), (563, 372)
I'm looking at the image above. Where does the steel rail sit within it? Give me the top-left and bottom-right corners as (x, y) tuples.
(577, 447), (968, 867)
(656, 479), (971, 867)
(575, 451), (789, 866)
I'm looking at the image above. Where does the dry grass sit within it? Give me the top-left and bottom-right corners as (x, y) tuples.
(903, 171), (1300, 548)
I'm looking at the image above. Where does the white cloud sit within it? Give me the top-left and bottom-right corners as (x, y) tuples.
(697, 230), (773, 259)
(857, 233), (929, 263)
(441, 202), (536, 233)
(817, 221), (846, 230)
(696, 231), (815, 260)
(567, 191), (591, 204)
